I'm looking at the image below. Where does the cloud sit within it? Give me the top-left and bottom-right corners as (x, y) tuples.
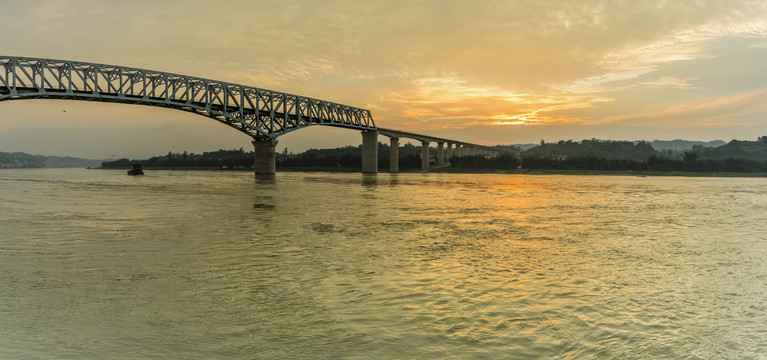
(637, 76), (699, 89)
(382, 75), (612, 130)
(597, 87), (767, 127)
(555, 18), (767, 94)
(388, 77), (531, 104)
(365, 3), (767, 133)
(6, 1), (767, 156)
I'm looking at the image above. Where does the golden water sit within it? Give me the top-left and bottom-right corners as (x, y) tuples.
(1, 169), (766, 358)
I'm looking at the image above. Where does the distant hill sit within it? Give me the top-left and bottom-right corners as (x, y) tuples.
(523, 139), (656, 161)
(649, 139), (726, 151)
(516, 140), (725, 152)
(695, 139), (767, 161)
(101, 148), (255, 169)
(513, 143), (539, 151)
(0, 152), (103, 169)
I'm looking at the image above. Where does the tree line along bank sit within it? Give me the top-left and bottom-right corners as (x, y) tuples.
(100, 137), (767, 173)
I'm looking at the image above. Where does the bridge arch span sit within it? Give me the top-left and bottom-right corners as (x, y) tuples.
(0, 56), (376, 141)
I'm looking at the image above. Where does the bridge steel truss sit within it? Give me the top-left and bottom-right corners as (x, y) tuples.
(0, 56), (376, 140)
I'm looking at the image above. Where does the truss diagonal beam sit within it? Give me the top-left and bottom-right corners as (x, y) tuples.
(0, 56), (376, 139)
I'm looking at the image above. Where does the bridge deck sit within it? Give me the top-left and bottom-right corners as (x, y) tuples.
(0, 56), (375, 140)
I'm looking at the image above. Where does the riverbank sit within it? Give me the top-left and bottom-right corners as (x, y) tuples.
(95, 166), (767, 177)
(521, 169), (767, 177)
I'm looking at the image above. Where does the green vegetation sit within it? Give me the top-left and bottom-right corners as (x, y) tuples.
(96, 136), (767, 175)
(0, 152), (102, 168)
(278, 143), (438, 170)
(475, 138), (767, 174)
(443, 137), (767, 174)
(692, 137), (767, 160)
(101, 143), (454, 171)
(101, 149), (253, 169)
(449, 153), (520, 170)
(524, 139), (656, 161)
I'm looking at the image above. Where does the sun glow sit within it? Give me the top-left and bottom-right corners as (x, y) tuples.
(4, 1), (767, 156)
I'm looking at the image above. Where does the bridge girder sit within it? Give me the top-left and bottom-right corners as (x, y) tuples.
(377, 128), (510, 154)
(0, 56), (376, 140)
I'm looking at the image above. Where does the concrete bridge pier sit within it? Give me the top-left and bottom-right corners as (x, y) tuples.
(253, 139), (279, 174)
(389, 137), (399, 173)
(421, 141), (430, 170)
(447, 143), (453, 160)
(437, 142), (445, 165)
(362, 130), (378, 173)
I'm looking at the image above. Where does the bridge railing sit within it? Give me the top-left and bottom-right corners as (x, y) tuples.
(0, 56), (375, 139)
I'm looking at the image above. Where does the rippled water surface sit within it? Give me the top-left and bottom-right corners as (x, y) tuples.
(1, 169), (766, 359)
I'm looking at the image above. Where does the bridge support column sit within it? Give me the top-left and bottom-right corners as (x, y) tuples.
(362, 130), (378, 173)
(447, 143), (453, 161)
(389, 137), (399, 173)
(437, 142), (445, 165)
(252, 139), (279, 174)
(421, 141), (430, 171)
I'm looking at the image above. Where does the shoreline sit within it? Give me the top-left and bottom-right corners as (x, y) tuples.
(91, 166), (767, 178)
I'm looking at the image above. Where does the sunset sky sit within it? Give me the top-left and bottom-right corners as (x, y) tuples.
(3, 0), (767, 159)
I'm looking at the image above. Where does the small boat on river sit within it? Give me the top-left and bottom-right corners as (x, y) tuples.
(127, 163), (144, 176)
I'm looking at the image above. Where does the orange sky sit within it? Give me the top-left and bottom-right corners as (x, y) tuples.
(3, 0), (767, 158)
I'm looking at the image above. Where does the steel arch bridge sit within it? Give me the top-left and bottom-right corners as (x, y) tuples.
(0, 56), (376, 140)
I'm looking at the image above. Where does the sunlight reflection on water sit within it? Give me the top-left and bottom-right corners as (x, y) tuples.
(1, 169), (766, 359)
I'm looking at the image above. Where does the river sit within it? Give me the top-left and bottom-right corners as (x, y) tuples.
(1, 169), (766, 359)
